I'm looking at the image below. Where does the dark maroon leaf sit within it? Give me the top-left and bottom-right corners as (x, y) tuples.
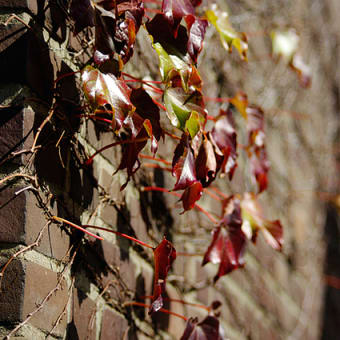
(70, 0), (94, 35)
(116, 129), (148, 190)
(162, 0), (195, 36)
(195, 137), (217, 187)
(202, 196), (246, 282)
(172, 134), (197, 191)
(210, 109), (237, 180)
(180, 316), (223, 340)
(185, 16), (208, 63)
(180, 181), (203, 211)
(150, 238), (177, 314)
(130, 87), (163, 153)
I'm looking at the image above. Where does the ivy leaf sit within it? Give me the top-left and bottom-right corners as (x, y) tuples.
(150, 238), (177, 314)
(229, 91), (248, 119)
(81, 66), (134, 131)
(70, 0), (95, 35)
(130, 87), (164, 154)
(180, 181), (203, 212)
(241, 193), (283, 251)
(185, 16), (209, 64)
(161, 0), (195, 35)
(146, 14), (203, 90)
(116, 130), (148, 190)
(246, 106), (269, 192)
(249, 146), (269, 193)
(172, 134), (197, 191)
(271, 29), (311, 88)
(180, 316), (223, 340)
(164, 87), (206, 134)
(202, 196), (246, 282)
(195, 137), (217, 187)
(210, 109), (237, 180)
(206, 4), (248, 61)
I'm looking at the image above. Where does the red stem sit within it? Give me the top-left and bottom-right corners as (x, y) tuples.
(125, 301), (188, 321)
(54, 70), (81, 84)
(52, 216), (103, 240)
(76, 114), (113, 124)
(152, 98), (167, 111)
(122, 72), (163, 94)
(86, 137), (149, 165)
(140, 154), (171, 166)
(164, 131), (181, 140)
(83, 225), (154, 249)
(142, 186), (219, 224)
(203, 188), (222, 202)
(210, 186), (229, 199)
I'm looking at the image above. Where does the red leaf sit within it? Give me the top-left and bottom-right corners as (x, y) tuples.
(210, 109), (237, 180)
(180, 181), (203, 212)
(180, 316), (224, 340)
(162, 0), (195, 36)
(249, 146), (269, 193)
(195, 137), (217, 187)
(202, 196), (246, 282)
(81, 66), (134, 131)
(241, 193), (283, 251)
(185, 16), (208, 63)
(70, 0), (95, 35)
(172, 134), (197, 191)
(150, 238), (177, 313)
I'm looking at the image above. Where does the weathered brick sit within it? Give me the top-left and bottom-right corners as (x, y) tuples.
(0, 186), (70, 260)
(100, 308), (128, 340)
(0, 0), (38, 14)
(0, 24), (27, 54)
(0, 186), (26, 243)
(70, 289), (96, 340)
(22, 261), (68, 336)
(0, 259), (25, 322)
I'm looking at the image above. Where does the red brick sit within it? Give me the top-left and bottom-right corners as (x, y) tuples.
(0, 259), (25, 322)
(22, 261), (68, 336)
(0, 186), (70, 260)
(71, 289), (97, 340)
(0, 186), (26, 243)
(100, 308), (128, 340)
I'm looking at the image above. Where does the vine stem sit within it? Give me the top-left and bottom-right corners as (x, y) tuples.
(52, 216), (104, 240)
(85, 137), (149, 165)
(140, 296), (211, 312)
(121, 72), (163, 94)
(123, 301), (188, 321)
(82, 225), (154, 249)
(142, 186), (219, 224)
(140, 154), (171, 165)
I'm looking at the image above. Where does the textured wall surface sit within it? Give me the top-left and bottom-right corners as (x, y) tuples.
(1, 0), (340, 339)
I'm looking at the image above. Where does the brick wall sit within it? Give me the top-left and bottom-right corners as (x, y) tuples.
(1, 0), (340, 339)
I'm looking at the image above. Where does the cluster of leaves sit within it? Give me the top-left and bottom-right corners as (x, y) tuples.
(68, 0), (286, 338)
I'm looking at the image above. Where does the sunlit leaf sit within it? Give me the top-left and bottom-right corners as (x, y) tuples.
(271, 29), (311, 88)
(146, 14), (204, 90)
(206, 4), (248, 60)
(241, 193), (283, 250)
(150, 238), (177, 313)
(81, 65), (134, 130)
(164, 87), (206, 135)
